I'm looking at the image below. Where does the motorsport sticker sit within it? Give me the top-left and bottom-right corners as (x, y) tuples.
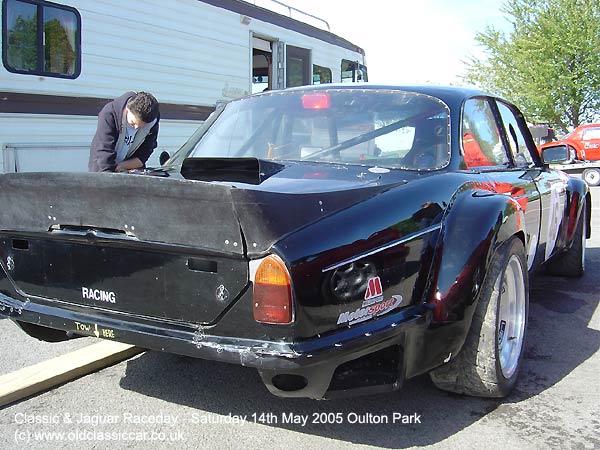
(337, 277), (403, 325)
(337, 296), (403, 325)
(362, 276), (384, 306)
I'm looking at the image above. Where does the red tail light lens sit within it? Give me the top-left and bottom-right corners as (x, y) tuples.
(301, 93), (330, 110)
(252, 255), (293, 324)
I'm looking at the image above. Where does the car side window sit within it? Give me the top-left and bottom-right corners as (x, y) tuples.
(461, 98), (509, 169)
(582, 127), (600, 140)
(496, 101), (534, 167)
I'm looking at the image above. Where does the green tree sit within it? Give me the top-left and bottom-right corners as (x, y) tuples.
(44, 18), (75, 75)
(463, 0), (600, 134)
(7, 14), (38, 71)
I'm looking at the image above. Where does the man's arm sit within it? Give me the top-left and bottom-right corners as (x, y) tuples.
(116, 157), (144, 172)
(89, 105), (119, 172)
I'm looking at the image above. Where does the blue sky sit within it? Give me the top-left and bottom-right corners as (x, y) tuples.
(262, 0), (510, 85)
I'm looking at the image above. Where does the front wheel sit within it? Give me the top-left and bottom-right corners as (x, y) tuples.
(582, 168), (600, 187)
(430, 237), (528, 397)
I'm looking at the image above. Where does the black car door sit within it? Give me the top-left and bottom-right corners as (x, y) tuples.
(493, 100), (567, 269)
(461, 97), (542, 271)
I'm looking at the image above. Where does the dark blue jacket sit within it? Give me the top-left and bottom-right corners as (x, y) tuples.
(88, 91), (160, 172)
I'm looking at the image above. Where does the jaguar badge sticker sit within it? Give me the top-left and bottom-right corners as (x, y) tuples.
(216, 285), (229, 302)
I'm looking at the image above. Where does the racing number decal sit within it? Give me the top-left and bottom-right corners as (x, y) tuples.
(527, 234), (538, 270)
(544, 182), (565, 260)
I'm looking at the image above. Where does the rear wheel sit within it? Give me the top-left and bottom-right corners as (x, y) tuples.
(582, 168), (600, 186)
(430, 237), (528, 397)
(545, 199), (587, 277)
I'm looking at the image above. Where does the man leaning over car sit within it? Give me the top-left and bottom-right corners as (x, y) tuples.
(88, 91), (160, 172)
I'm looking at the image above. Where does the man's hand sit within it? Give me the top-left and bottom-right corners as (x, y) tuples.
(115, 157), (144, 172)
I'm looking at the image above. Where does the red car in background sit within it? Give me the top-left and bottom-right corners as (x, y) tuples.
(542, 123), (600, 161)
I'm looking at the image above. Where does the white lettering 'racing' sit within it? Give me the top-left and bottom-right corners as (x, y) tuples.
(82, 287), (116, 303)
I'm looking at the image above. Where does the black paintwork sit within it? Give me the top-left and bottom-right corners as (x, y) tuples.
(0, 84), (591, 399)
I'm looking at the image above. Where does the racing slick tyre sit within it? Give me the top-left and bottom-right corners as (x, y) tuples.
(545, 199), (587, 278)
(429, 237), (528, 398)
(582, 168), (600, 187)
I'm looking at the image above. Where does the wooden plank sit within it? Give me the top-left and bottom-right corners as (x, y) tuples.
(0, 341), (144, 407)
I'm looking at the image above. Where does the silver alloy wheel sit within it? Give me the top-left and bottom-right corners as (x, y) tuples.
(497, 254), (527, 379)
(583, 168), (600, 186)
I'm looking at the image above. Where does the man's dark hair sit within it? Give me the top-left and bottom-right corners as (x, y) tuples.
(127, 92), (159, 123)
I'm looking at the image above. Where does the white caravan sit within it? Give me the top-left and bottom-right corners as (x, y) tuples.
(0, 0), (367, 172)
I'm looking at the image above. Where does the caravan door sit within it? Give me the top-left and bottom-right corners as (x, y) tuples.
(252, 39), (312, 91)
(285, 45), (311, 88)
(252, 36), (274, 93)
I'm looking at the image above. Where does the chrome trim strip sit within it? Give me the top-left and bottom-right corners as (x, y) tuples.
(50, 228), (139, 241)
(322, 223), (442, 272)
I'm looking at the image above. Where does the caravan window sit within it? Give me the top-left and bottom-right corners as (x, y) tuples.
(2, 0), (81, 78)
(312, 65), (332, 85)
(286, 46), (311, 88)
(341, 60), (368, 83)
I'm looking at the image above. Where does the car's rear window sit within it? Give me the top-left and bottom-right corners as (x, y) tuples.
(186, 89), (450, 170)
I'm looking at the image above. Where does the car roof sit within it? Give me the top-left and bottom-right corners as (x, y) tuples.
(280, 83), (491, 105)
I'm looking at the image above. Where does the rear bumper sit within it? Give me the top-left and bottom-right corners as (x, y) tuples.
(0, 288), (430, 399)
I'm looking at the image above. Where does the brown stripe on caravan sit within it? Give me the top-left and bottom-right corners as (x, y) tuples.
(0, 92), (214, 121)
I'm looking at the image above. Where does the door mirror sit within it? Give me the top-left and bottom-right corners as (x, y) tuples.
(159, 151), (171, 166)
(542, 144), (569, 164)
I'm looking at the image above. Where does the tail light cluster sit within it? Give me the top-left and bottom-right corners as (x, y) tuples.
(250, 254), (293, 324)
